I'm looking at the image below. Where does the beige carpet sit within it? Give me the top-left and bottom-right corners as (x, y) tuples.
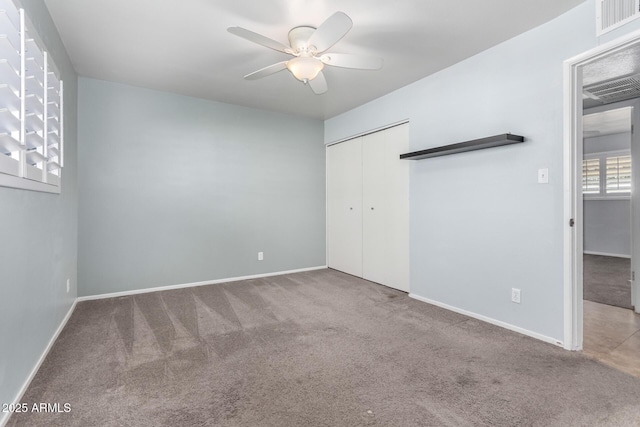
(9, 269), (640, 426)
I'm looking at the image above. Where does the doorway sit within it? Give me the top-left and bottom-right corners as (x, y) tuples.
(565, 31), (640, 376)
(582, 107), (633, 309)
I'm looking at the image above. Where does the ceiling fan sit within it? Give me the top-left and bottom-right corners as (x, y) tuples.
(227, 12), (383, 95)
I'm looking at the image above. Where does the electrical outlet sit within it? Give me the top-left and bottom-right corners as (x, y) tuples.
(511, 288), (521, 304)
(258, 252), (264, 261)
(66, 279), (70, 293)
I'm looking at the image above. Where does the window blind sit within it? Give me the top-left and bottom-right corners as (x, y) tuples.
(0, 0), (63, 191)
(605, 154), (631, 194)
(582, 158), (601, 194)
(0, 1), (20, 177)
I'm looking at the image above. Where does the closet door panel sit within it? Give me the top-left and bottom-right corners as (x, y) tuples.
(327, 137), (363, 277)
(363, 124), (409, 292)
(362, 131), (387, 286)
(382, 124), (410, 292)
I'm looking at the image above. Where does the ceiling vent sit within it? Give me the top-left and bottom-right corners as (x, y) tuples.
(596, 0), (640, 35)
(584, 73), (640, 104)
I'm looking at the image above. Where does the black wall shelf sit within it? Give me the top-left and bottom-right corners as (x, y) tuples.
(399, 133), (525, 160)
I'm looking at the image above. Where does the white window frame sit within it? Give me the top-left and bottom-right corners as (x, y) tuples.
(582, 149), (632, 200)
(0, 0), (63, 194)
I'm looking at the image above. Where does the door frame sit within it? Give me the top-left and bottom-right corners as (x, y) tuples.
(563, 29), (640, 351)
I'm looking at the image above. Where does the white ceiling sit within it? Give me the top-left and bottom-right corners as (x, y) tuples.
(43, 0), (585, 119)
(583, 44), (640, 87)
(583, 107), (632, 138)
(582, 43), (640, 108)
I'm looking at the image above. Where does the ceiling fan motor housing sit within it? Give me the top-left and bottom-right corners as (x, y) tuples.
(288, 26), (316, 53)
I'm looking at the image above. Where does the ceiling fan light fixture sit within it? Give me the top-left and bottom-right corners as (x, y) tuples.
(229, 12), (380, 94)
(286, 56), (324, 82)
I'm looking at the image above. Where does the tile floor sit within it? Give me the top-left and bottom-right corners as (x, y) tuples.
(583, 300), (640, 377)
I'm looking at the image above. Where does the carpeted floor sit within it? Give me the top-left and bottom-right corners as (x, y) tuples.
(9, 269), (640, 426)
(584, 254), (633, 310)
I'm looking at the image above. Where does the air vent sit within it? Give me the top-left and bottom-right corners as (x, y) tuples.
(584, 73), (640, 104)
(596, 0), (640, 35)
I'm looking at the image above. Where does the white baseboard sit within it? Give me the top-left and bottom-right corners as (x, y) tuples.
(77, 266), (328, 302)
(583, 251), (631, 259)
(0, 299), (77, 427)
(408, 293), (564, 348)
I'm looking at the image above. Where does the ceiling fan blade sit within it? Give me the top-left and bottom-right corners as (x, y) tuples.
(228, 27), (293, 54)
(244, 61), (288, 80)
(320, 53), (383, 70)
(308, 71), (328, 95)
(307, 12), (353, 53)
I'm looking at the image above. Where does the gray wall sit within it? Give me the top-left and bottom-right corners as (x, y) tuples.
(584, 132), (631, 154)
(325, 1), (598, 343)
(78, 78), (325, 297)
(584, 199), (631, 256)
(584, 132), (632, 257)
(0, 0), (77, 417)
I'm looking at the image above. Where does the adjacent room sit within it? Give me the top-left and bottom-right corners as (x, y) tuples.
(580, 45), (640, 376)
(2, 0), (640, 425)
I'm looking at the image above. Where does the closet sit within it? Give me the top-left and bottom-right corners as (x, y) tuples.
(327, 123), (409, 292)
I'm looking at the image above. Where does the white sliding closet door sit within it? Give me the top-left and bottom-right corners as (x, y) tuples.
(327, 137), (363, 277)
(327, 123), (409, 292)
(362, 124), (409, 292)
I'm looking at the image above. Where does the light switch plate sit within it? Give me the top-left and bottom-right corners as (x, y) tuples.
(512, 288), (521, 304)
(538, 168), (549, 184)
